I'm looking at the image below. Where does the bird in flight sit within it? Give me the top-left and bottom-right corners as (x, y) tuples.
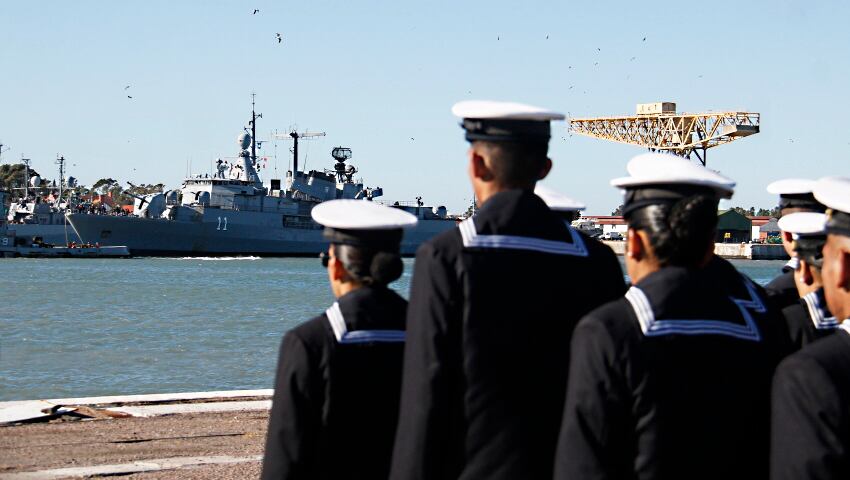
(410, 137), (415, 141)
(276, 33), (283, 43)
(630, 56), (635, 61)
(253, 9), (259, 14)
(642, 36), (646, 41)
(127, 95), (133, 99)
(497, 36), (500, 40)
(546, 35), (549, 39)
(124, 85), (130, 90)
(596, 47), (601, 52)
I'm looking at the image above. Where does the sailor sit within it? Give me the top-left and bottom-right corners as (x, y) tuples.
(535, 183), (586, 222)
(776, 211), (840, 348)
(261, 199), (417, 480)
(389, 100), (626, 480)
(771, 176), (850, 480)
(765, 179), (826, 309)
(554, 153), (790, 480)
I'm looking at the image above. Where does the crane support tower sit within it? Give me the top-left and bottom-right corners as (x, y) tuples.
(568, 102), (760, 165)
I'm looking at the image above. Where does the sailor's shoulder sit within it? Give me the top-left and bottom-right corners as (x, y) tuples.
(416, 224), (463, 260)
(285, 313), (334, 350)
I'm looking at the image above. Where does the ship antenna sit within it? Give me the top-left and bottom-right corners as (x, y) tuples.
(251, 93), (258, 165)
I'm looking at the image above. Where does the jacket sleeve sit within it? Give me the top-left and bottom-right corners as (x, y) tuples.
(554, 315), (631, 480)
(771, 353), (847, 480)
(390, 242), (461, 480)
(261, 331), (320, 480)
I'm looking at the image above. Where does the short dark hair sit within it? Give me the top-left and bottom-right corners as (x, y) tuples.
(474, 140), (549, 188)
(626, 194), (719, 267)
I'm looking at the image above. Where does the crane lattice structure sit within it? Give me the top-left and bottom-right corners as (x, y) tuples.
(568, 102), (760, 165)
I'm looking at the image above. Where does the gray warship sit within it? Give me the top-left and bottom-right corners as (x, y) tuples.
(67, 103), (456, 256)
(6, 156), (82, 245)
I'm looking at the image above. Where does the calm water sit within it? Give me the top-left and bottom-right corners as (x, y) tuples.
(0, 257), (786, 401)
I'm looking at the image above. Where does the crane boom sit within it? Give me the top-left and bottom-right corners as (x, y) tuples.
(568, 102), (760, 165)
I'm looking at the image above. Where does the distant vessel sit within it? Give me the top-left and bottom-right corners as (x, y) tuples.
(68, 100), (456, 256)
(5, 156), (82, 245)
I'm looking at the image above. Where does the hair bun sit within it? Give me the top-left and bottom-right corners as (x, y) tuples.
(369, 251), (403, 285)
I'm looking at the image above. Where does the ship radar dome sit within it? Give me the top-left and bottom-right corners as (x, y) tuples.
(238, 132), (252, 150)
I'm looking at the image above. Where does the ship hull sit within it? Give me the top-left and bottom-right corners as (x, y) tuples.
(67, 209), (456, 256)
(7, 223), (82, 245)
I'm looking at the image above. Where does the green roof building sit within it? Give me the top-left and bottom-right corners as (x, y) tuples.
(716, 209), (752, 243)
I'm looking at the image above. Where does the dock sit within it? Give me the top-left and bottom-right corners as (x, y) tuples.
(602, 241), (788, 260)
(0, 390), (272, 479)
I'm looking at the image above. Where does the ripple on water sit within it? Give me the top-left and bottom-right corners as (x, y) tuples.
(0, 257), (778, 400)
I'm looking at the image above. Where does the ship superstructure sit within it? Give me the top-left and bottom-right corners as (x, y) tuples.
(67, 99), (455, 256)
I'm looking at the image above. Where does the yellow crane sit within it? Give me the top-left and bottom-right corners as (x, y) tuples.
(568, 102), (760, 165)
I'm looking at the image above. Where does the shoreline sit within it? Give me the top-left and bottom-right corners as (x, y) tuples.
(602, 240), (788, 260)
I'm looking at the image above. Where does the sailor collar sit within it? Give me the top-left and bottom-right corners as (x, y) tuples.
(625, 264), (766, 341)
(801, 289), (839, 330)
(460, 190), (588, 256)
(324, 287), (405, 344)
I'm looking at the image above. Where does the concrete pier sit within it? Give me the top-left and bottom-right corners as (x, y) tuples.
(601, 241), (788, 260)
(0, 391), (272, 479)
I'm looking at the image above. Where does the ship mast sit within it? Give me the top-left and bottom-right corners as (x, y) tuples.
(21, 155), (31, 199)
(56, 155), (65, 206)
(250, 93), (259, 166)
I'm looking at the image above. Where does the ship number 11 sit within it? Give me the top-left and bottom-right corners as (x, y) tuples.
(217, 217), (228, 231)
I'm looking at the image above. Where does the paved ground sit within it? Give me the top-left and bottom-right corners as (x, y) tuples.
(0, 410), (269, 479)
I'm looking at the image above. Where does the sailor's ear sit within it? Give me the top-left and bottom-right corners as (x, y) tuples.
(783, 231), (794, 244)
(626, 228), (643, 260)
(329, 255), (346, 282)
(799, 259), (815, 286)
(468, 147), (494, 182)
(838, 246), (850, 292)
(537, 157), (553, 181)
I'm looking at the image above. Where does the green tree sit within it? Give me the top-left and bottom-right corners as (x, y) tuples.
(0, 163), (41, 191)
(611, 204), (624, 216)
(92, 178), (119, 194)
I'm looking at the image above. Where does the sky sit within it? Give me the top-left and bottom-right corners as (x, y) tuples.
(1, 0), (848, 215)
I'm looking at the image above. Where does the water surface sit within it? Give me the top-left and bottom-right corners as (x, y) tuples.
(0, 257), (786, 401)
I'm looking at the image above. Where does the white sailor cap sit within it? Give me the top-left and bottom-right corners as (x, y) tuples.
(611, 153), (735, 216)
(311, 200), (418, 249)
(452, 100), (565, 144)
(814, 176), (850, 238)
(778, 212), (827, 237)
(766, 178), (824, 211)
(534, 184), (586, 212)
(778, 212), (828, 267)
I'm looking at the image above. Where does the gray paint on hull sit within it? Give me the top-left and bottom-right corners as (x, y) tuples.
(67, 212), (455, 256)
(6, 224), (82, 245)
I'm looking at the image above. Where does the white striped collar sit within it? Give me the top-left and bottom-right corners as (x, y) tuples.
(325, 302), (405, 344)
(801, 291), (840, 330)
(624, 284), (762, 342)
(458, 217), (588, 257)
(840, 320), (850, 336)
(784, 257), (801, 272)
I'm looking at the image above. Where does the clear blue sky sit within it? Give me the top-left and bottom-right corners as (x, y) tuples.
(1, 0), (848, 214)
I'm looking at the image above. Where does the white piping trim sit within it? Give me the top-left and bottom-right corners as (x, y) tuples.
(325, 303), (405, 344)
(458, 218), (588, 256)
(840, 320), (850, 336)
(785, 257), (801, 271)
(801, 291), (840, 330)
(625, 287), (762, 342)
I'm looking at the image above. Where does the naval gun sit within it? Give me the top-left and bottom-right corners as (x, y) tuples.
(124, 182), (167, 218)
